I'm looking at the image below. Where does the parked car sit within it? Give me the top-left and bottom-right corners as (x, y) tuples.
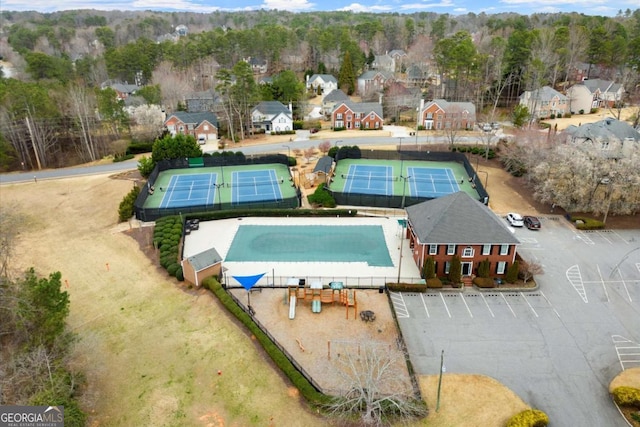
(524, 216), (541, 230)
(506, 213), (524, 227)
(197, 136), (206, 145)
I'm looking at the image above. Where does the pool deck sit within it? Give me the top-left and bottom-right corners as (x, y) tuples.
(183, 216), (422, 287)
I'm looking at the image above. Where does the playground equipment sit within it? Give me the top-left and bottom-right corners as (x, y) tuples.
(287, 279), (358, 319)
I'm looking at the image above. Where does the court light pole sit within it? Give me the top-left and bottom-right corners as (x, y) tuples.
(282, 144), (291, 159)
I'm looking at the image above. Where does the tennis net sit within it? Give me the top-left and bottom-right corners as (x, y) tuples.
(166, 183), (215, 191)
(227, 178), (284, 188)
(341, 174), (397, 182)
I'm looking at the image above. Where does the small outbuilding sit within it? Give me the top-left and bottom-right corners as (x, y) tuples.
(181, 247), (223, 287)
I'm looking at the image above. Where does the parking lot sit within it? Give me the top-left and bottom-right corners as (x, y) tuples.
(394, 215), (640, 427)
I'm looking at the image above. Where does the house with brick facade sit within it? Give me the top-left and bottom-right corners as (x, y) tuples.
(164, 111), (219, 142)
(405, 192), (520, 281)
(331, 101), (383, 130)
(418, 99), (476, 130)
(519, 86), (568, 119)
(357, 70), (394, 98)
(566, 79), (624, 114)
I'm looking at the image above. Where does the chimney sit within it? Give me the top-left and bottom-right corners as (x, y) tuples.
(289, 102), (292, 113)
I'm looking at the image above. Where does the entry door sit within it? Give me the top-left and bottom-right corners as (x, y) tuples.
(462, 262), (473, 276)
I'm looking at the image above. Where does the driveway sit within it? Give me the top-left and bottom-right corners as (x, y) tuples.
(393, 215), (640, 426)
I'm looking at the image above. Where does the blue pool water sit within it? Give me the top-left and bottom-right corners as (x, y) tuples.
(225, 225), (393, 267)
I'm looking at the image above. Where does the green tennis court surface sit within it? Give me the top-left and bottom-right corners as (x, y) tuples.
(225, 225), (393, 266)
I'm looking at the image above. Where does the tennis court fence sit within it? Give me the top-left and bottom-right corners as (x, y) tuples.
(222, 275), (425, 289)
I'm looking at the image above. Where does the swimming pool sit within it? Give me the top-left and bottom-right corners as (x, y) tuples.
(224, 224), (393, 267)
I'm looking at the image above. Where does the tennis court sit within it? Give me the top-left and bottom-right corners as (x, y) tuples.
(342, 164), (394, 196)
(230, 169), (284, 204)
(406, 166), (460, 197)
(142, 163), (297, 213)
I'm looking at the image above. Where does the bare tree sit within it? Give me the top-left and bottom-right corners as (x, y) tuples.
(318, 140), (331, 154)
(68, 84), (98, 162)
(152, 61), (196, 112)
(520, 259), (544, 284)
(304, 147), (316, 164)
(325, 341), (427, 426)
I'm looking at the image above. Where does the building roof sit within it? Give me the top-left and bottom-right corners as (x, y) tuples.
(313, 156), (334, 174)
(425, 99), (476, 115)
(253, 101), (291, 115)
(565, 118), (640, 143)
(308, 74), (337, 84)
(186, 247), (222, 272)
(335, 101), (384, 118)
(521, 86), (567, 102)
(323, 89), (349, 102)
(582, 79), (622, 94)
(406, 192), (520, 245)
(358, 70), (393, 80)
(167, 111), (218, 127)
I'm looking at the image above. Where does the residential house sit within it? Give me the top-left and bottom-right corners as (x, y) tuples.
(388, 49), (408, 68)
(372, 54), (395, 73)
(405, 192), (520, 281)
(418, 99), (476, 130)
(306, 74), (338, 95)
(101, 81), (140, 101)
(246, 57), (268, 74)
(251, 101), (293, 132)
(185, 90), (221, 113)
(322, 89), (349, 117)
(385, 82), (422, 110)
(519, 86), (568, 119)
(332, 101), (383, 130)
(164, 111), (219, 142)
(566, 79), (625, 114)
(357, 70), (394, 98)
(564, 118), (640, 159)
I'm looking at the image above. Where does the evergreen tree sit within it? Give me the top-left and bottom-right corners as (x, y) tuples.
(338, 51), (356, 95)
(449, 255), (461, 285)
(506, 261), (520, 283)
(423, 257), (435, 279)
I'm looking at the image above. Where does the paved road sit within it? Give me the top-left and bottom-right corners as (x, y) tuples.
(394, 216), (640, 426)
(1, 132), (495, 184)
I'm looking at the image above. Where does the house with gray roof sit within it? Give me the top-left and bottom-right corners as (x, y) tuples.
(251, 101), (293, 132)
(164, 111), (219, 142)
(418, 99), (476, 130)
(322, 89), (349, 117)
(331, 101), (384, 130)
(564, 118), (640, 159)
(566, 79), (625, 114)
(357, 70), (394, 98)
(406, 191), (520, 281)
(519, 86), (568, 119)
(306, 74), (338, 95)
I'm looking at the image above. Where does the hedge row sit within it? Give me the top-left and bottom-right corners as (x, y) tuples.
(118, 185), (141, 221)
(188, 208), (357, 222)
(473, 277), (495, 288)
(567, 215), (605, 230)
(307, 184), (337, 207)
(153, 215), (184, 281)
(201, 277), (330, 407)
(506, 409), (549, 427)
(612, 386), (640, 408)
(387, 283), (427, 292)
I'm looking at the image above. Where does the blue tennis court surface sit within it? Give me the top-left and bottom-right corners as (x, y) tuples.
(342, 164), (394, 195)
(407, 166), (459, 197)
(159, 173), (219, 208)
(231, 169), (284, 204)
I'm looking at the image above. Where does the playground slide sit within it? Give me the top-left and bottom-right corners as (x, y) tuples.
(289, 296), (296, 319)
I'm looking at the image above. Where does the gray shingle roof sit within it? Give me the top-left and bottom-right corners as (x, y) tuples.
(582, 79), (621, 94)
(565, 118), (640, 142)
(308, 74), (337, 84)
(336, 100), (383, 118)
(187, 247), (222, 272)
(426, 99), (476, 115)
(323, 89), (349, 102)
(169, 111), (218, 127)
(521, 86), (567, 102)
(253, 101), (290, 115)
(406, 192), (520, 245)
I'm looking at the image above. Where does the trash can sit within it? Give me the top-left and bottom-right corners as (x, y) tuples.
(378, 286), (385, 294)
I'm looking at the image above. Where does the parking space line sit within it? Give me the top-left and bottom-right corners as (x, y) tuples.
(612, 335), (640, 371)
(566, 265), (588, 303)
(596, 265), (611, 302)
(636, 263), (640, 274)
(439, 293), (452, 318)
(539, 290), (561, 318)
(575, 231), (595, 245)
(460, 294), (473, 318)
(616, 268), (633, 302)
(597, 231), (613, 244)
(390, 292), (409, 318)
(612, 230), (630, 244)
(419, 293), (430, 318)
(500, 293), (516, 317)
(479, 293), (495, 317)
(520, 292), (539, 317)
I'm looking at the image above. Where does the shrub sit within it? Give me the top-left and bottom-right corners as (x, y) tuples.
(386, 282), (427, 292)
(612, 386), (640, 408)
(137, 155), (155, 178)
(167, 263), (180, 277)
(473, 277), (495, 288)
(506, 409), (549, 427)
(590, 108), (598, 114)
(175, 267), (184, 281)
(449, 255), (461, 285)
(579, 109), (585, 114)
(550, 114), (556, 119)
(477, 259), (490, 278)
(572, 216), (605, 230)
(333, 127), (346, 131)
(423, 257), (435, 279)
(118, 185), (141, 222)
(113, 153), (135, 162)
(426, 278), (443, 288)
(556, 113), (562, 119)
(127, 141), (154, 154)
(307, 183), (336, 207)
(506, 261), (519, 284)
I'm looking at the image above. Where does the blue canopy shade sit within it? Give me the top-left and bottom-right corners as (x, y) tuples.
(232, 273), (266, 290)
